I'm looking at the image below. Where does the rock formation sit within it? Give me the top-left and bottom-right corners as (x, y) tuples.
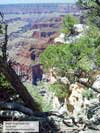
(54, 24), (89, 44)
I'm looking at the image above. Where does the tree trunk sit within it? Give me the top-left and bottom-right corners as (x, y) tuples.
(0, 56), (41, 112)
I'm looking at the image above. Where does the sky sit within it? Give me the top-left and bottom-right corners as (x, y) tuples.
(0, 0), (77, 5)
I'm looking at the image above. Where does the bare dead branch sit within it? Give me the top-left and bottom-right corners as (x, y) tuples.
(77, 79), (100, 93)
(0, 102), (33, 116)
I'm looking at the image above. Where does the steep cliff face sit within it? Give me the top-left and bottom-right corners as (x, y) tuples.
(32, 31), (40, 38)
(32, 29), (58, 39)
(9, 32), (58, 83)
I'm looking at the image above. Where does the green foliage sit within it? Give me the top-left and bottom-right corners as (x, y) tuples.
(78, 0), (98, 8)
(24, 82), (53, 111)
(78, 0), (100, 28)
(50, 82), (68, 99)
(88, 25), (100, 48)
(82, 88), (93, 99)
(39, 0), (100, 102)
(61, 14), (79, 34)
(77, 55), (93, 71)
(24, 82), (43, 109)
(40, 39), (95, 72)
(96, 46), (100, 67)
(42, 100), (53, 112)
(41, 20), (100, 72)
(0, 73), (11, 90)
(40, 32), (100, 99)
(40, 45), (73, 71)
(0, 73), (17, 98)
(0, 24), (3, 34)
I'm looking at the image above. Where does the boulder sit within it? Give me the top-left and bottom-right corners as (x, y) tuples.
(54, 33), (65, 43)
(79, 78), (89, 84)
(92, 75), (100, 91)
(67, 83), (88, 119)
(59, 77), (70, 85)
(65, 33), (83, 44)
(73, 24), (88, 34)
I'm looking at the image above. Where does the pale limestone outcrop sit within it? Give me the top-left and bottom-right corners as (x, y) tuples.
(52, 96), (68, 115)
(52, 96), (61, 111)
(54, 33), (65, 44)
(79, 78), (89, 84)
(47, 68), (70, 85)
(92, 75), (100, 91)
(48, 68), (57, 84)
(54, 24), (88, 44)
(67, 83), (89, 119)
(73, 24), (88, 33)
(59, 77), (70, 85)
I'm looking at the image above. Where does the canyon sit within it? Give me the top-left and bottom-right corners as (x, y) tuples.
(0, 3), (81, 83)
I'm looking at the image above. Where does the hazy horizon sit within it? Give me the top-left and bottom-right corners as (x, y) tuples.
(0, 0), (77, 5)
